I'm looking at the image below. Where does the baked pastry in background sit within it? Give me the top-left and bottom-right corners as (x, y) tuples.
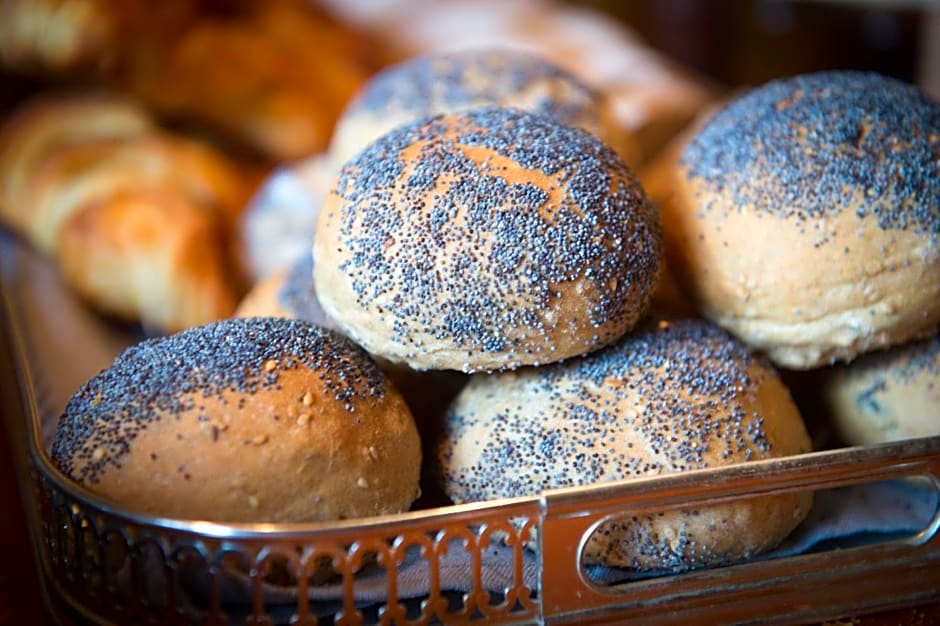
(0, 0), (130, 77)
(0, 94), (255, 333)
(52, 317), (423, 523)
(0, 93), (154, 234)
(821, 334), (940, 447)
(114, 0), (375, 161)
(439, 318), (813, 571)
(314, 107), (663, 372)
(663, 71), (940, 369)
(0, 0), (377, 162)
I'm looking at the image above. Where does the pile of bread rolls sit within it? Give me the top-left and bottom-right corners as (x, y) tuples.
(42, 33), (860, 577)
(648, 71), (940, 450)
(1, 0), (931, 580)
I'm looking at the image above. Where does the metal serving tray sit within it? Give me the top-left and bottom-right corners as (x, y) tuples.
(1, 236), (938, 625)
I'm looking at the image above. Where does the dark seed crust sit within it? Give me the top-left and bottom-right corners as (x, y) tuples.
(52, 317), (386, 483)
(345, 48), (603, 132)
(682, 71), (940, 234)
(317, 107), (662, 371)
(440, 319), (812, 570)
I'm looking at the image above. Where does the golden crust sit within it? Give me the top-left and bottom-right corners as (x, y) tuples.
(57, 190), (238, 333)
(0, 94), (256, 332)
(0, 93), (154, 234)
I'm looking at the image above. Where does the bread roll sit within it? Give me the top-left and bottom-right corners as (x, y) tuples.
(664, 71), (940, 369)
(822, 334), (940, 446)
(52, 317), (422, 523)
(330, 48), (634, 168)
(439, 319), (813, 571)
(314, 107), (662, 372)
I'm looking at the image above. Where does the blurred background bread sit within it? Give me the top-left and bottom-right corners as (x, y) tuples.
(0, 0), (379, 162)
(0, 94), (257, 332)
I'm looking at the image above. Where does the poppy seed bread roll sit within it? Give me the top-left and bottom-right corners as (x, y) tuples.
(664, 71), (940, 369)
(313, 107), (663, 373)
(52, 317), (422, 523)
(439, 319), (813, 571)
(822, 334), (940, 446)
(330, 48), (636, 168)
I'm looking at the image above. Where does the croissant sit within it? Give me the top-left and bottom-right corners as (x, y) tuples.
(0, 93), (154, 236)
(0, 0), (122, 77)
(114, 0), (375, 161)
(56, 189), (238, 334)
(0, 94), (254, 333)
(23, 132), (249, 255)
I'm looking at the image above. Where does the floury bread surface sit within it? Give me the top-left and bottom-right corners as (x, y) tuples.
(314, 107), (662, 372)
(439, 319), (813, 571)
(663, 71), (940, 369)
